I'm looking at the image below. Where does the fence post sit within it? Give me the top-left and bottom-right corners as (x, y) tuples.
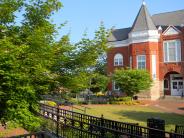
(147, 118), (165, 138)
(56, 104), (60, 138)
(100, 114), (105, 138)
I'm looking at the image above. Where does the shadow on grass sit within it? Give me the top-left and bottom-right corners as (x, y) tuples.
(114, 110), (184, 126)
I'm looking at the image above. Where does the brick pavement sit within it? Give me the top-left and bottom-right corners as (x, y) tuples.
(141, 100), (184, 115)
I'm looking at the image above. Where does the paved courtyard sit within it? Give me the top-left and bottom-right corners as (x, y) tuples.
(141, 100), (184, 115)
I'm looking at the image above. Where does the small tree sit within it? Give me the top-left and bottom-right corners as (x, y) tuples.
(90, 73), (109, 93)
(113, 69), (152, 97)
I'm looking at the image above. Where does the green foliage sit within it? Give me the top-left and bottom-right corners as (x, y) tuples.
(51, 23), (110, 93)
(115, 97), (132, 102)
(45, 101), (57, 107)
(113, 69), (152, 97)
(0, 0), (62, 131)
(90, 73), (109, 93)
(0, 0), (110, 131)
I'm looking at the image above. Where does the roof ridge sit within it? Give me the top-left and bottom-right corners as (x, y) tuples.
(152, 9), (184, 16)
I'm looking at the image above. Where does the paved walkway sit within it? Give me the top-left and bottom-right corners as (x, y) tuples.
(141, 100), (184, 115)
(0, 126), (28, 138)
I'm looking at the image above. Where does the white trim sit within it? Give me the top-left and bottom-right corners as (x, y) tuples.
(163, 26), (181, 35)
(109, 40), (129, 47)
(170, 74), (184, 96)
(109, 30), (160, 48)
(152, 55), (157, 80)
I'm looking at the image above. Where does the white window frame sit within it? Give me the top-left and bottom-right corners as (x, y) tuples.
(130, 56), (132, 69)
(114, 53), (123, 66)
(137, 55), (146, 69)
(163, 39), (181, 63)
(113, 81), (120, 91)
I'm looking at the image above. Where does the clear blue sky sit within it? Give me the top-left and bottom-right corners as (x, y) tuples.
(52, 0), (183, 43)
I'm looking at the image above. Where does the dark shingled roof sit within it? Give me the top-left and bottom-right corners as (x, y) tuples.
(131, 3), (157, 32)
(108, 27), (131, 42)
(108, 4), (184, 42)
(152, 10), (184, 26)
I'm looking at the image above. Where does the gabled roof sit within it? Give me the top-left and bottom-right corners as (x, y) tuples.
(131, 3), (157, 32)
(152, 10), (184, 26)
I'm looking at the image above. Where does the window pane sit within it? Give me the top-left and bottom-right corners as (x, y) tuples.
(173, 82), (177, 89)
(113, 81), (120, 90)
(137, 55), (146, 69)
(164, 43), (168, 61)
(168, 45), (176, 61)
(114, 54), (123, 66)
(177, 40), (181, 61)
(179, 82), (183, 89)
(164, 40), (181, 62)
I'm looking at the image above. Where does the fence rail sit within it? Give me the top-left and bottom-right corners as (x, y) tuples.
(38, 103), (184, 138)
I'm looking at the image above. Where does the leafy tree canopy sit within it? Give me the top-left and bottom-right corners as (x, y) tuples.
(0, 0), (62, 131)
(113, 69), (152, 97)
(0, 0), (110, 131)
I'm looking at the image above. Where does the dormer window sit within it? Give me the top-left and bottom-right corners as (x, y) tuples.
(114, 54), (123, 66)
(163, 40), (181, 62)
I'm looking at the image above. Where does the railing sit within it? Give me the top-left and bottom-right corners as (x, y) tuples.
(38, 103), (184, 138)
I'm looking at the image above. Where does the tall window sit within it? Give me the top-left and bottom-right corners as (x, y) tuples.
(130, 56), (132, 69)
(164, 40), (181, 62)
(113, 81), (120, 91)
(114, 54), (123, 66)
(137, 55), (146, 69)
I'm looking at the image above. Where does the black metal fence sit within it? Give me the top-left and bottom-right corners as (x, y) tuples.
(38, 103), (184, 138)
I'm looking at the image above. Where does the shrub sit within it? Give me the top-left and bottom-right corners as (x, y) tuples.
(45, 101), (57, 107)
(109, 96), (140, 105)
(113, 69), (152, 97)
(115, 97), (132, 102)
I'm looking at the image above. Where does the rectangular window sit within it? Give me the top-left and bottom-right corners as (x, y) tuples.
(163, 40), (181, 62)
(113, 81), (120, 91)
(137, 55), (146, 69)
(130, 56), (132, 69)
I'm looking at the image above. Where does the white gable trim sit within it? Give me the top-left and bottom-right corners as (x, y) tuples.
(163, 26), (181, 36)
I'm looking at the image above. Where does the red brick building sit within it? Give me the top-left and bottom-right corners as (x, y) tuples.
(107, 2), (184, 100)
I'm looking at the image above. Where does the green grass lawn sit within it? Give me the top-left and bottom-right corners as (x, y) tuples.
(75, 104), (184, 131)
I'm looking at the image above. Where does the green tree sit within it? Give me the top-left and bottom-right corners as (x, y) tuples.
(90, 73), (109, 93)
(0, 0), (62, 131)
(113, 69), (152, 97)
(51, 23), (110, 93)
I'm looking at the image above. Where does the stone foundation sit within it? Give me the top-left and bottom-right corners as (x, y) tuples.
(137, 80), (163, 100)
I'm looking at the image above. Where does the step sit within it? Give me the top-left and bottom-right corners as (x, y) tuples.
(160, 96), (184, 102)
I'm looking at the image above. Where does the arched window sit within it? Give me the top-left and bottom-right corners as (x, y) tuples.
(114, 54), (123, 66)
